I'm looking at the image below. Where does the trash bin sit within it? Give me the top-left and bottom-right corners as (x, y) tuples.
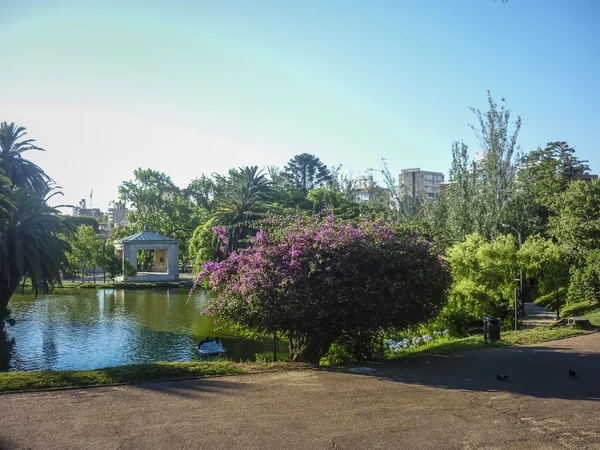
(483, 317), (501, 343)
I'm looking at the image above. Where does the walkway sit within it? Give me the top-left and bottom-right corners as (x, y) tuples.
(1, 333), (600, 449)
(523, 301), (557, 328)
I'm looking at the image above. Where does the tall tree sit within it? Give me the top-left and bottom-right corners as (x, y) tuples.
(0, 188), (69, 311)
(283, 153), (331, 194)
(211, 166), (272, 252)
(69, 225), (102, 282)
(0, 122), (52, 192)
(443, 92), (525, 242)
(518, 142), (590, 234)
(184, 175), (216, 212)
(549, 180), (600, 257)
(118, 168), (205, 263)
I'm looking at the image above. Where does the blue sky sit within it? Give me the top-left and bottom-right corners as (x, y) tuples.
(1, 0), (599, 211)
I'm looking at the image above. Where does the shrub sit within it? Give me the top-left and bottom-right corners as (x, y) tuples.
(191, 213), (451, 363)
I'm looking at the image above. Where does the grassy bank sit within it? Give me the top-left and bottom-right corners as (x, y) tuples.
(16, 281), (190, 292)
(0, 361), (306, 393)
(386, 326), (590, 361)
(534, 289), (600, 326)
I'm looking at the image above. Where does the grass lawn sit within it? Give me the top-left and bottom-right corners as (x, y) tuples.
(0, 361), (305, 393)
(386, 326), (590, 361)
(534, 288), (600, 326)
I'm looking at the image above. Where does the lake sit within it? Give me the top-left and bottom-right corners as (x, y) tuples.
(1, 288), (288, 372)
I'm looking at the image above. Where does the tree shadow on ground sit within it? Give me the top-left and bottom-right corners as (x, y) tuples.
(331, 345), (600, 401)
(112, 376), (247, 399)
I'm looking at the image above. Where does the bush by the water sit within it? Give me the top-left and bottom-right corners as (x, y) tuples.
(191, 213), (451, 363)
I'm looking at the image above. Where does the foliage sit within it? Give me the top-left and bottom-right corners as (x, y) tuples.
(192, 214), (451, 363)
(123, 259), (137, 282)
(184, 175), (216, 212)
(189, 222), (218, 273)
(118, 168), (206, 263)
(444, 93), (525, 242)
(0, 122), (52, 192)
(210, 166), (273, 252)
(283, 153), (332, 194)
(69, 225), (102, 280)
(101, 242), (122, 282)
(445, 233), (518, 324)
(518, 235), (569, 295)
(0, 188), (70, 311)
(567, 250), (600, 304)
(548, 180), (600, 257)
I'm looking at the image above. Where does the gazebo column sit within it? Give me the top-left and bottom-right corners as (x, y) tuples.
(167, 242), (179, 280)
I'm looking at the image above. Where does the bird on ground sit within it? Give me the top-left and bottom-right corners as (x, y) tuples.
(497, 374), (509, 381)
(569, 369), (578, 377)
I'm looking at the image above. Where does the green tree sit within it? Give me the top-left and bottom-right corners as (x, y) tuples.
(283, 153), (331, 194)
(548, 180), (600, 257)
(197, 214), (451, 363)
(518, 142), (590, 234)
(184, 175), (216, 212)
(444, 93), (526, 242)
(518, 235), (569, 318)
(211, 166), (273, 252)
(0, 122), (52, 192)
(445, 233), (518, 326)
(70, 225), (102, 282)
(123, 259), (137, 283)
(100, 242), (122, 283)
(0, 188), (69, 311)
(118, 168), (205, 264)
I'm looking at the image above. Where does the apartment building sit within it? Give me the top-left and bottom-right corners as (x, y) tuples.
(399, 168), (445, 201)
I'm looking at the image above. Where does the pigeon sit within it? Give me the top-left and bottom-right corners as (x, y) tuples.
(569, 369), (578, 377)
(497, 374), (509, 381)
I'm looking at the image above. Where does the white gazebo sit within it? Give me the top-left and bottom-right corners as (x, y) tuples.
(114, 226), (179, 282)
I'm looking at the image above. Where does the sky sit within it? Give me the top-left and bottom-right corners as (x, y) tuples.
(1, 0), (599, 212)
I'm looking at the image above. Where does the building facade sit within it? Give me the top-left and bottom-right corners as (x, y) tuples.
(72, 199), (104, 218)
(108, 203), (129, 228)
(399, 168), (445, 201)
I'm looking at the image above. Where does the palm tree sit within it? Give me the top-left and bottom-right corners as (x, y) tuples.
(211, 166), (272, 252)
(0, 122), (53, 192)
(0, 188), (69, 312)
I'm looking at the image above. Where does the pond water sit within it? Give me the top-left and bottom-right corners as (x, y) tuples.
(1, 288), (288, 372)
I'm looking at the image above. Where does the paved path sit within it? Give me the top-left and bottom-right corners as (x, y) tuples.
(523, 302), (557, 327)
(1, 333), (600, 450)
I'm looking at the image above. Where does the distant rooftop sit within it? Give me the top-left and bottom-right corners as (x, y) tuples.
(115, 225), (177, 243)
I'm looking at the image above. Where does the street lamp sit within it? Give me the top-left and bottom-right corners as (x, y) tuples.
(502, 223), (523, 330)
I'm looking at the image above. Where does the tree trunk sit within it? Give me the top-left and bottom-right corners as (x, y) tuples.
(0, 278), (20, 314)
(289, 334), (335, 364)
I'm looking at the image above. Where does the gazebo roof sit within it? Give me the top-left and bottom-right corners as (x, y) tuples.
(115, 226), (178, 244)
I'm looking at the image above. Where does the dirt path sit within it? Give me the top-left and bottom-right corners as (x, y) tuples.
(1, 333), (600, 449)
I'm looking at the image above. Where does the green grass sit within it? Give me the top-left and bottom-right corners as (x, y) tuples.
(534, 288), (600, 326)
(386, 326), (590, 361)
(0, 361), (245, 393)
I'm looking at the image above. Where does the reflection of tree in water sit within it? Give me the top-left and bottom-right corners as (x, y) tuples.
(41, 323), (58, 369)
(0, 327), (15, 371)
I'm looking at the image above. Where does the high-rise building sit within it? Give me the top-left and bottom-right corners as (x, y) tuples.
(108, 202), (129, 228)
(399, 168), (445, 201)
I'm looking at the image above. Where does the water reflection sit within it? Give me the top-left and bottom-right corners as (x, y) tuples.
(0, 327), (15, 371)
(3, 288), (287, 371)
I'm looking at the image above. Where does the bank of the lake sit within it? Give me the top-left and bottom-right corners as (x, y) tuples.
(1, 288), (288, 372)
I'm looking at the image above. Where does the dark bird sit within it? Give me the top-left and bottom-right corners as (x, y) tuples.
(496, 374), (509, 381)
(569, 369), (578, 377)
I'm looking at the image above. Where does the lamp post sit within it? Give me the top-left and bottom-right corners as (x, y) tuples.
(502, 223), (523, 330)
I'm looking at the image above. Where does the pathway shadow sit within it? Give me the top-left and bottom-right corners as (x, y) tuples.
(333, 345), (600, 401)
(128, 375), (247, 398)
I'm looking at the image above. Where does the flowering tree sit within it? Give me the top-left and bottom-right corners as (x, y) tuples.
(191, 214), (451, 363)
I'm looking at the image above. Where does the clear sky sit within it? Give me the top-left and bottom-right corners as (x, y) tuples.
(1, 0), (599, 212)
